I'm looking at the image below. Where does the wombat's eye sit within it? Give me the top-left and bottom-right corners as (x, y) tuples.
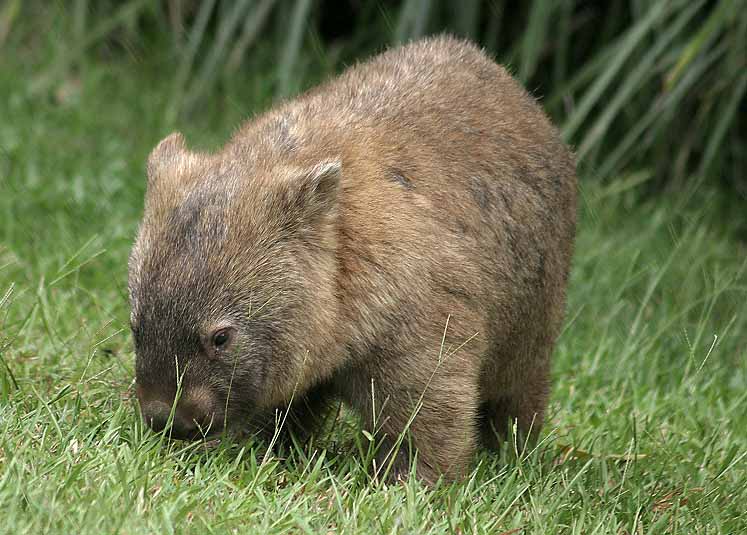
(204, 326), (236, 359)
(211, 329), (231, 349)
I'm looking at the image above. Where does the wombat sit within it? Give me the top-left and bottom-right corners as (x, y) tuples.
(128, 36), (577, 483)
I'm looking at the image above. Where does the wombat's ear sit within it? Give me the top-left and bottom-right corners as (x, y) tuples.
(146, 132), (188, 186)
(293, 159), (342, 217)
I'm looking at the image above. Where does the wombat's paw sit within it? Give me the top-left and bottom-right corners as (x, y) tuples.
(370, 439), (411, 485)
(376, 459), (443, 487)
(375, 462), (411, 486)
(384, 466), (410, 485)
(370, 438), (448, 486)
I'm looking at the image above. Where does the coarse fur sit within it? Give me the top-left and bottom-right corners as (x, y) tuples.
(128, 35), (577, 484)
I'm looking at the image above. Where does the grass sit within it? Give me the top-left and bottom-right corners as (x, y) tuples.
(2, 17), (747, 535)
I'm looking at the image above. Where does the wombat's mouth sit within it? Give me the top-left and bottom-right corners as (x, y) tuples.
(137, 383), (227, 441)
(139, 399), (226, 440)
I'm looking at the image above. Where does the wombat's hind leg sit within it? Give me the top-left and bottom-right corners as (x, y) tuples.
(372, 396), (479, 485)
(342, 358), (482, 485)
(479, 366), (550, 449)
(479, 396), (542, 448)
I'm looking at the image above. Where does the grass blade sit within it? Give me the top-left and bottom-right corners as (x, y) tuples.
(518, 0), (554, 83)
(277, 0), (314, 98)
(183, 0), (254, 112)
(394, 0), (432, 44)
(0, 0), (21, 48)
(665, 0), (737, 90)
(225, 0), (278, 73)
(30, 0), (151, 95)
(165, 0), (218, 123)
(699, 72), (747, 177)
(561, 0), (670, 141)
(576, 0), (703, 164)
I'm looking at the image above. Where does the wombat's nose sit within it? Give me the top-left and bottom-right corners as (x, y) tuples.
(141, 400), (199, 440)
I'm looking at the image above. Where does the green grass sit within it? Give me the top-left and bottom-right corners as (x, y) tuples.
(2, 26), (747, 535)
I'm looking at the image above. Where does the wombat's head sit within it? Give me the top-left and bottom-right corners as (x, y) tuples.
(128, 132), (341, 439)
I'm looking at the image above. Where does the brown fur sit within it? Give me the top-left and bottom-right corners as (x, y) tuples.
(128, 36), (577, 484)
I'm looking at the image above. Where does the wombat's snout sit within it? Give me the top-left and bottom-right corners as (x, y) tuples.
(137, 385), (221, 440)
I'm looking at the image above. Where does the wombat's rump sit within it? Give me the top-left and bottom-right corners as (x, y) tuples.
(128, 36), (577, 483)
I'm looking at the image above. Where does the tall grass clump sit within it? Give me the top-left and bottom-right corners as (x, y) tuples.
(3, 0), (744, 193)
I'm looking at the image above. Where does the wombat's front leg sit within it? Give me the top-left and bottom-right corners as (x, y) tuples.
(339, 354), (481, 485)
(252, 381), (335, 447)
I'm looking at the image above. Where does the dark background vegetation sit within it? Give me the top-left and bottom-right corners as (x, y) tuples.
(3, 0), (745, 197)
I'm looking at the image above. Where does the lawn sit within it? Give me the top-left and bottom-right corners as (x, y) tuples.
(1, 29), (747, 535)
